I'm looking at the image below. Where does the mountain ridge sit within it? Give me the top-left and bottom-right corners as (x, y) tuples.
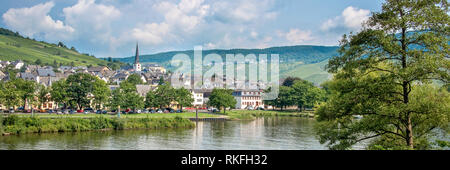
(0, 27), (109, 66)
(114, 45), (339, 85)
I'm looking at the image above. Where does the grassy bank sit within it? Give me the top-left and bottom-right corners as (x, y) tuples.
(222, 110), (315, 120)
(1, 115), (194, 136)
(17, 112), (221, 119)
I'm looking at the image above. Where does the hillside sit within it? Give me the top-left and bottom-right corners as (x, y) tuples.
(116, 45), (339, 85)
(0, 28), (108, 66)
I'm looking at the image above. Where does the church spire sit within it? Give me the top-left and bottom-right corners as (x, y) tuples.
(135, 42), (139, 64)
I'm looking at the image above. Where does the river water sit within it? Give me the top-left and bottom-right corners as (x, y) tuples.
(0, 117), (366, 150)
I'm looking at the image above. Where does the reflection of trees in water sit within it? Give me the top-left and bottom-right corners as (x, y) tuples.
(0, 131), (114, 150)
(0, 118), (329, 150)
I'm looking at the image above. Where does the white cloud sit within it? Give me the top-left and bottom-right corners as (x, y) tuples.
(250, 31), (259, 38)
(63, 0), (120, 43)
(210, 0), (277, 23)
(125, 0), (210, 46)
(321, 6), (370, 31)
(2, 2), (75, 41)
(131, 23), (171, 45)
(279, 29), (314, 44)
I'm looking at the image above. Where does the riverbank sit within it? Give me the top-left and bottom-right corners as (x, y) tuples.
(15, 112), (222, 119)
(0, 115), (195, 136)
(222, 110), (315, 120)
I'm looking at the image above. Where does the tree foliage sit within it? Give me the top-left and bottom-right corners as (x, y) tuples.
(208, 88), (236, 113)
(316, 0), (449, 150)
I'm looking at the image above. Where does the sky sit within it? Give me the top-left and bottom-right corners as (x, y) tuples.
(0, 0), (384, 58)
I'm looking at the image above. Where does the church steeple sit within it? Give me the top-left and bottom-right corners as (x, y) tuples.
(133, 42), (142, 72)
(135, 42), (139, 64)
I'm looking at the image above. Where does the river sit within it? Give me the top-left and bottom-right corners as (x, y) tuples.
(0, 117), (367, 150)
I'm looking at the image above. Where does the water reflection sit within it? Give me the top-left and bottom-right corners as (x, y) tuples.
(0, 117), (339, 150)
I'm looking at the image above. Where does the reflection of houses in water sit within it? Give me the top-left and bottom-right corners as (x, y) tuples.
(239, 118), (265, 139)
(192, 121), (204, 149)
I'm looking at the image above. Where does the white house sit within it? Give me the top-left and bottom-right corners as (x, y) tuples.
(233, 89), (264, 109)
(11, 60), (24, 69)
(191, 89), (205, 107)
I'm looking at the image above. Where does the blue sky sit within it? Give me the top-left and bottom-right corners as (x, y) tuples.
(0, 0), (383, 58)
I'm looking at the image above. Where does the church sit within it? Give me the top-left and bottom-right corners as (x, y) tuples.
(133, 42), (142, 72)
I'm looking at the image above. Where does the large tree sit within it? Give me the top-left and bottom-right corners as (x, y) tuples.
(66, 73), (106, 110)
(144, 90), (158, 109)
(208, 88), (236, 114)
(13, 79), (37, 109)
(108, 88), (124, 113)
(291, 80), (325, 111)
(50, 79), (69, 109)
(0, 81), (22, 110)
(37, 85), (50, 110)
(153, 83), (176, 109)
(92, 79), (111, 110)
(316, 0), (449, 149)
(174, 87), (194, 110)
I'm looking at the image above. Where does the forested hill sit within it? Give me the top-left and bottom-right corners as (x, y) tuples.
(116, 45), (339, 64)
(115, 45), (339, 85)
(0, 27), (109, 66)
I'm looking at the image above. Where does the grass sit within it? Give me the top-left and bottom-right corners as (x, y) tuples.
(280, 60), (331, 85)
(221, 110), (316, 120)
(17, 112), (222, 119)
(1, 114), (195, 136)
(0, 34), (108, 66)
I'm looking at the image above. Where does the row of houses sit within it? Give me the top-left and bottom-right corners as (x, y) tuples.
(0, 62), (169, 87)
(0, 59), (268, 110)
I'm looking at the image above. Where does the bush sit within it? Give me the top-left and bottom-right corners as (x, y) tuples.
(0, 116), (194, 135)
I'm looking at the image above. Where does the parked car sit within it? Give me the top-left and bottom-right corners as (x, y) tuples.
(17, 107), (25, 112)
(149, 109), (156, 113)
(247, 106), (254, 110)
(256, 107), (265, 110)
(76, 110), (84, 113)
(84, 108), (94, 113)
(176, 110), (183, 113)
(96, 110), (108, 114)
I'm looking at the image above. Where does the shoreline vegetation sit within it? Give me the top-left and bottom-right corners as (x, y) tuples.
(1, 110), (314, 136)
(220, 110), (315, 120)
(0, 114), (195, 136)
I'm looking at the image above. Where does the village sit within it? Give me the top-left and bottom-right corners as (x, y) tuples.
(0, 43), (267, 114)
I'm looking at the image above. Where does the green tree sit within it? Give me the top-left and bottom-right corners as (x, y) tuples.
(282, 77), (302, 87)
(0, 81), (22, 109)
(92, 79), (110, 110)
(13, 79), (37, 109)
(275, 86), (295, 111)
(208, 88), (236, 114)
(291, 80), (325, 111)
(65, 73), (98, 110)
(174, 87), (194, 110)
(153, 83), (175, 109)
(122, 91), (144, 112)
(144, 90), (158, 109)
(108, 88), (124, 113)
(50, 79), (69, 109)
(125, 73), (144, 85)
(158, 76), (165, 85)
(35, 59), (42, 65)
(316, 0), (449, 150)
(37, 85), (50, 110)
